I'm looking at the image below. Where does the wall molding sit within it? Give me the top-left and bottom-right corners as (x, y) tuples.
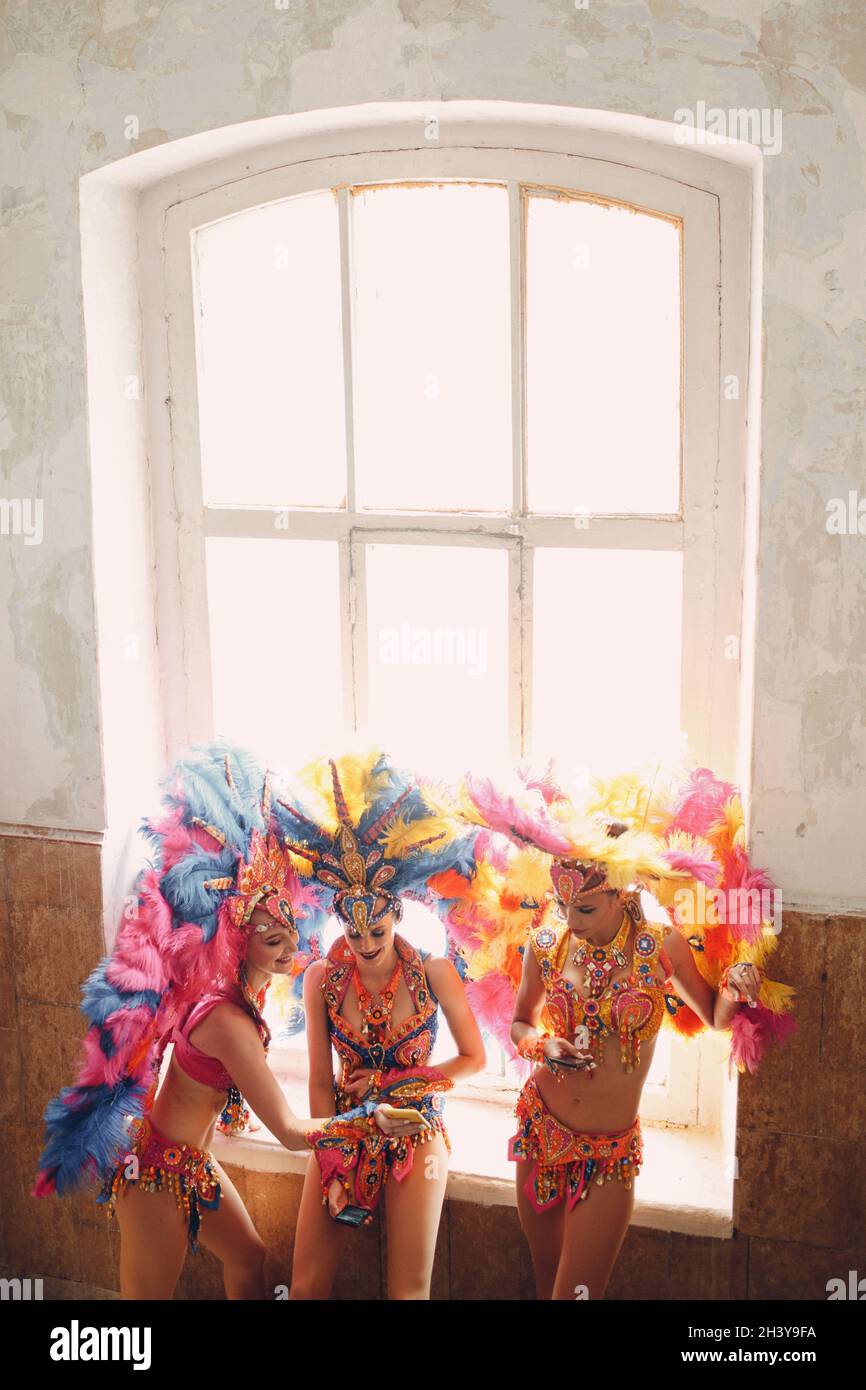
(0, 823), (104, 846)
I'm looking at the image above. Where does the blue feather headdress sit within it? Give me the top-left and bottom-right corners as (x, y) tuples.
(273, 750), (478, 934)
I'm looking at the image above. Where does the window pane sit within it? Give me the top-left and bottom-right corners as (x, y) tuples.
(531, 548), (682, 774)
(352, 184), (512, 512)
(364, 542), (509, 775)
(194, 193), (346, 507)
(645, 1029), (670, 1088)
(206, 538), (343, 764)
(526, 195), (681, 515)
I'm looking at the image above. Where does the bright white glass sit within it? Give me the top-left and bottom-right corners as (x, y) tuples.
(364, 542), (509, 777)
(526, 195), (681, 515)
(352, 183), (512, 512)
(194, 193), (346, 507)
(206, 538), (343, 766)
(531, 547), (683, 777)
(645, 1029), (671, 1088)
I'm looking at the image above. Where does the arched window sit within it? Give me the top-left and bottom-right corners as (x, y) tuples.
(84, 105), (756, 1207)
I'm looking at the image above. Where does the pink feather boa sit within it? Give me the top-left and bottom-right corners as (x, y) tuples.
(729, 1004), (797, 1075)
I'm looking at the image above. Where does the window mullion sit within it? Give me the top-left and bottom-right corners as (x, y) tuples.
(518, 540), (533, 761)
(509, 181), (526, 518)
(337, 186), (357, 512)
(347, 531), (368, 733)
(506, 539), (526, 762)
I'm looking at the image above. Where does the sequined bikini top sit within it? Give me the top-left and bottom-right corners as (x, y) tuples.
(530, 901), (679, 1072)
(322, 934), (440, 1088)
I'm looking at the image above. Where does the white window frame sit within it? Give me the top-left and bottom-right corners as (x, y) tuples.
(144, 116), (753, 1133)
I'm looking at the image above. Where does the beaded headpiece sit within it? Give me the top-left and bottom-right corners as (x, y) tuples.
(195, 767), (298, 932)
(274, 752), (477, 936)
(548, 821), (632, 907)
(549, 857), (609, 905)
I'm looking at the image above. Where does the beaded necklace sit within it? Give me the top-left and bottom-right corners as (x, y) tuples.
(353, 956), (402, 1037)
(571, 913), (632, 997)
(350, 954), (403, 1076)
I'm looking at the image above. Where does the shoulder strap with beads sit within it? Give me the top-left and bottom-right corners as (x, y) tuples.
(528, 919), (569, 975)
(394, 934), (434, 1018)
(624, 896), (668, 975)
(321, 937), (354, 1018)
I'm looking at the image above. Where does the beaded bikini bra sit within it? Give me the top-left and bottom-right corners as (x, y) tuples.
(531, 898), (681, 1073)
(322, 934), (440, 1099)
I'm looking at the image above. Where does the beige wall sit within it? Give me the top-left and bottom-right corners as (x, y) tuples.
(1, 1), (865, 907)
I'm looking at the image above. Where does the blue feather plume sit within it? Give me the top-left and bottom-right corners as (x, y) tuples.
(37, 1077), (149, 1196)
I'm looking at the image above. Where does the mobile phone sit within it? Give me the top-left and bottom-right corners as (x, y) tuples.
(332, 1204), (372, 1227)
(376, 1104), (430, 1126)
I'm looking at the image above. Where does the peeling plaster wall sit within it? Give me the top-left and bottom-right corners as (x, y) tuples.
(1, 2), (864, 905)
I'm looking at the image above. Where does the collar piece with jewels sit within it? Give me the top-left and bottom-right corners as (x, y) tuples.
(572, 911), (632, 997)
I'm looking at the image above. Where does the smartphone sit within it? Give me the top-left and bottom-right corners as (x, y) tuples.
(376, 1104), (430, 1126)
(332, 1204), (372, 1227)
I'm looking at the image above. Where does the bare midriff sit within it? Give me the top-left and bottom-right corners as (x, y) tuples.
(533, 1028), (659, 1133)
(147, 1048), (226, 1153)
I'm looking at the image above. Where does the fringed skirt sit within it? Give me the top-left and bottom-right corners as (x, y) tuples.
(98, 1116), (221, 1251)
(508, 1076), (642, 1212)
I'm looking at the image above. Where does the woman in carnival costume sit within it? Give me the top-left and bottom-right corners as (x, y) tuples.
(33, 743), (420, 1299)
(433, 765), (796, 1300)
(275, 752), (487, 1301)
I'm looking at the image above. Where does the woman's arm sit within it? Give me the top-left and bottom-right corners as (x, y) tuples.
(511, 941), (546, 1046)
(661, 926), (759, 1029)
(198, 996), (424, 1149)
(423, 957), (487, 1081)
(511, 942), (590, 1068)
(193, 1003), (322, 1150)
(303, 961), (338, 1118)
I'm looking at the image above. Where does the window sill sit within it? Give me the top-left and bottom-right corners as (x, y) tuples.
(213, 1077), (734, 1239)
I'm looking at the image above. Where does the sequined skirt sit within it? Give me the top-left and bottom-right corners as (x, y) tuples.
(508, 1075), (643, 1212)
(97, 1116), (221, 1251)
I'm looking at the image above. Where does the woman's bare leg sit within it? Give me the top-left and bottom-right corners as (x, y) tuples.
(552, 1176), (635, 1301)
(289, 1156), (352, 1299)
(114, 1183), (190, 1299)
(514, 1161), (566, 1300)
(383, 1133), (449, 1300)
(196, 1160), (267, 1300)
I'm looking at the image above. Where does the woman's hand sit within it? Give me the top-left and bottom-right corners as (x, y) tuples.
(722, 963), (762, 1008)
(372, 1104), (429, 1139)
(543, 1036), (596, 1078)
(327, 1178), (349, 1218)
(342, 1067), (376, 1098)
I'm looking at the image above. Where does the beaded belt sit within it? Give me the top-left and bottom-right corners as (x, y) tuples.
(508, 1076), (643, 1212)
(97, 1116), (221, 1251)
